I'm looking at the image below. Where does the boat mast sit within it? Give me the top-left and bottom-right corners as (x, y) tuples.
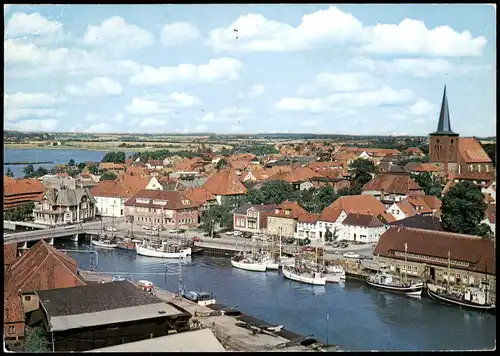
(404, 242), (408, 283)
(279, 227), (282, 261)
(447, 250), (451, 291)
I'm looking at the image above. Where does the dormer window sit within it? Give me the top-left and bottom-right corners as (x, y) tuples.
(275, 209), (280, 214)
(285, 210), (290, 215)
(137, 198), (151, 204)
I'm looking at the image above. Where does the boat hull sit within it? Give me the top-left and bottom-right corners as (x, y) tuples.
(367, 280), (423, 297)
(116, 241), (136, 250)
(282, 266), (326, 286)
(231, 258), (267, 272)
(266, 262), (280, 270)
(136, 245), (191, 258)
(91, 240), (117, 248)
(325, 272), (346, 284)
(427, 288), (496, 311)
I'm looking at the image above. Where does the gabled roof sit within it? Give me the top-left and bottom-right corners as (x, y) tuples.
(395, 200), (417, 217)
(389, 215), (444, 231)
(124, 189), (198, 210)
(182, 187), (216, 206)
(44, 187), (96, 206)
(267, 200), (307, 219)
(458, 137), (492, 164)
(270, 166), (322, 183)
(234, 203), (279, 215)
(4, 240), (86, 296)
(4, 243), (18, 267)
(363, 173), (423, 195)
(405, 163), (442, 173)
(298, 212), (320, 223)
(374, 226), (494, 275)
(4, 178), (45, 197)
(319, 195), (386, 222)
(91, 173), (151, 198)
(202, 168), (247, 196)
(342, 213), (385, 227)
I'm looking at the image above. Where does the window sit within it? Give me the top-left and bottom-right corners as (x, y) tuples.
(24, 295), (31, 301)
(8, 326), (15, 334)
(120, 337), (128, 344)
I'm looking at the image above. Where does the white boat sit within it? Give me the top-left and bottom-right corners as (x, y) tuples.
(279, 256), (295, 267)
(91, 238), (117, 249)
(282, 264), (327, 286)
(231, 254), (268, 272)
(426, 283), (496, 312)
(323, 264), (346, 284)
(367, 271), (423, 297)
(182, 291), (217, 306)
(136, 241), (191, 259)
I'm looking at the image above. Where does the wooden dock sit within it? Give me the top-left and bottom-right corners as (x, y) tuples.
(79, 270), (332, 352)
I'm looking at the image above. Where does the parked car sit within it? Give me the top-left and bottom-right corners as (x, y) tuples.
(203, 232), (210, 237)
(141, 225), (151, 230)
(178, 229), (186, 233)
(106, 227), (118, 232)
(169, 229), (180, 233)
(233, 231), (243, 236)
(343, 252), (360, 259)
(64, 225), (74, 230)
(192, 236), (201, 242)
(242, 232), (252, 239)
(112, 275), (125, 282)
(213, 233), (221, 239)
(225, 231), (234, 236)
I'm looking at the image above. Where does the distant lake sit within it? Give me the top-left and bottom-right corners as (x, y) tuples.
(4, 148), (136, 178)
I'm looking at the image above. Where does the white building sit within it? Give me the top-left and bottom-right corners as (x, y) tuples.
(340, 213), (387, 243)
(295, 212), (320, 240)
(482, 182), (496, 204)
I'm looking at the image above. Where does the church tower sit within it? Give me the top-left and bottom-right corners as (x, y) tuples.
(429, 86), (459, 173)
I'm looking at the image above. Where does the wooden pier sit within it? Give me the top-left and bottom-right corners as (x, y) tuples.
(79, 270), (334, 352)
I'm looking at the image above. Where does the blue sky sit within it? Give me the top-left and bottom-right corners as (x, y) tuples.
(4, 4), (496, 136)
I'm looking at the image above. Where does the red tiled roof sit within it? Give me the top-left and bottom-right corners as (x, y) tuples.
(268, 200), (307, 219)
(271, 166), (322, 183)
(4, 178), (45, 209)
(183, 187), (216, 206)
(4, 240), (86, 296)
(405, 163), (442, 173)
(405, 147), (424, 155)
(458, 137), (492, 164)
(298, 212), (320, 223)
(4, 295), (24, 334)
(124, 189), (199, 210)
(342, 213), (385, 227)
(320, 195), (386, 222)
(363, 173), (423, 195)
(308, 161), (344, 171)
(203, 168), (247, 196)
(4, 243), (18, 267)
(374, 226), (495, 275)
(333, 151), (357, 161)
(379, 212), (397, 223)
(91, 173), (151, 198)
(396, 200), (417, 217)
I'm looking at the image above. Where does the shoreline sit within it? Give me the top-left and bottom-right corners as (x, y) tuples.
(3, 144), (193, 153)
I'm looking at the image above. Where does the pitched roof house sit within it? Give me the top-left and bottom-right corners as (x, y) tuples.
(202, 168), (247, 206)
(267, 200), (307, 238)
(4, 178), (45, 210)
(362, 172), (424, 206)
(233, 203), (279, 232)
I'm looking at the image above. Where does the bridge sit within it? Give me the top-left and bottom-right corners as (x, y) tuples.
(4, 220), (50, 231)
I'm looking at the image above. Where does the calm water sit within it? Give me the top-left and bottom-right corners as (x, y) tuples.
(56, 240), (495, 351)
(4, 148), (135, 178)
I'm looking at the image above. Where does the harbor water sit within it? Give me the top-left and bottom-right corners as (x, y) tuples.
(58, 240), (496, 351)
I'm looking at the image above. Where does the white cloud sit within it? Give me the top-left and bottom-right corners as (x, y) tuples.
(5, 108), (61, 122)
(4, 92), (62, 107)
(361, 19), (487, 57)
(138, 118), (169, 129)
(65, 77), (123, 96)
(84, 16), (153, 51)
(5, 118), (58, 132)
(208, 6), (486, 57)
(409, 100), (435, 117)
(161, 22), (200, 46)
(208, 6), (365, 52)
(5, 39), (142, 77)
(125, 92), (200, 116)
(239, 84), (265, 98)
(298, 72), (378, 96)
(301, 120), (319, 127)
(198, 107), (253, 123)
(276, 86), (414, 113)
(5, 12), (64, 38)
(84, 113), (124, 123)
(130, 57), (242, 85)
(84, 123), (113, 133)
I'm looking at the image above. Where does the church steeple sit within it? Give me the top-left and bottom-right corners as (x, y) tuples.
(432, 85), (457, 136)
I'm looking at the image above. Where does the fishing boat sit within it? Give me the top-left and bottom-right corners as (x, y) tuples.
(91, 236), (117, 249)
(282, 264), (327, 285)
(116, 237), (137, 251)
(323, 264), (346, 284)
(182, 291), (217, 306)
(367, 242), (423, 297)
(426, 251), (495, 312)
(136, 241), (191, 258)
(231, 251), (268, 272)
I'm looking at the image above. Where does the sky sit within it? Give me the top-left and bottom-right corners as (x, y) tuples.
(3, 4), (496, 136)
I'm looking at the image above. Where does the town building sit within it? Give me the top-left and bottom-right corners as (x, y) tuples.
(3, 177), (45, 210)
(385, 195), (442, 221)
(296, 212), (320, 240)
(267, 200), (307, 238)
(35, 281), (190, 352)
(405, 147), (425, 157)
(146, 159), (170, 171)
(340, 213), (387, 244)
(33, 186), (97, 226)
(389, 215), (444, 232)
(428, 86), (494, 188)
(316, 195), (386, 241)
(182, 187), (218, 213)
(362, 172), (424, 207)
(233, 203), (278, 233)
(39, 173), (77, 190)
(91, 173), (154, 217)
(268, 166), (322, 190)
(482, 181), (496, 204)
(374, 226), (495, 293)
(98, 162), (126, 171)
(124, 189), (199, 229)
(202, 168), (247, 207)
(4, 240), (86, 344)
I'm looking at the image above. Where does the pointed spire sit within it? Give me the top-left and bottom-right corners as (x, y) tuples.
(434, 85), (456, 135)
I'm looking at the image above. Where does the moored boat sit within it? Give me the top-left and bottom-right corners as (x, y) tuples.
(366, 271), (423, 297)
(116, 237), (137, 251)
(282, 264), (327, 285)
(231, 252), (268, 272)
(426, 283), (496, 312)
(91, 237), (117, 249)
(323, 264), (346, 284)
(136, 241), (191, 258)
(182, 291), (217, 306)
